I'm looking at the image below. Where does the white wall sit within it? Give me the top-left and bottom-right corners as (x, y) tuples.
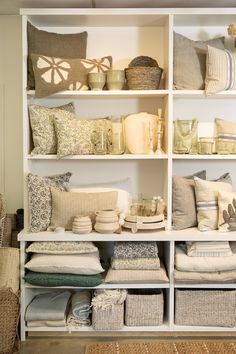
(0, 16), (23, 213)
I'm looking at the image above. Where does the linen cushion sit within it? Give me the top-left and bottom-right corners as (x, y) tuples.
(215, 118), (236, 153)
(172, 170), (206, 230)
(50, 188), (118, 230)
(205, 46), (236, 95)
(31, 53), (112, 98)
(173, 32), (225, 90)
(28, 172), (72, 233)
(29, 102), (75, 155)
(194, 175), (233, 231)
(186, 241), (232, 257)
(24, 252), (104, 275)
(174, 268), (236, 284)
(24, 271), (102, 287)
(27, 22), (87, 89)
(26, 241), (98, 254)
(218, 190), (236, 232)
(53, 110), (112, 158)
(111, 257), (161, 270)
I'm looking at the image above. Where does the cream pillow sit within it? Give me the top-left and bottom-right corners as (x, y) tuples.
(194, 177), (233, 231)
(26, 241), (98, 254)
(218, 190), (236, 232)
(215, 118), (236, 154)
(50, 187), (118, 230)
(24, 252), (104, 275)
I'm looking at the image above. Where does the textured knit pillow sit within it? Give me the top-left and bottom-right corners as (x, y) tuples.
(194, 176), (233, 231)
(173, 32), (225, 90)
(218, 190), (236, 232)
(205, 46), (236, 94)
(29, 103), (75, 155)
(50, 188), (118, 230)
(53, 110), (112, 158)
(28, 172), (72, 232)
(26, 241), (98, 254)
(31, 54), (112, 98)
(215, 118), (236, 154)
(27, 22), (88, 89)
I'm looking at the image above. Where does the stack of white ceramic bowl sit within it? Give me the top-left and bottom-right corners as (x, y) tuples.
(72, 216), (92, 234)
(94, 209), (119, 234)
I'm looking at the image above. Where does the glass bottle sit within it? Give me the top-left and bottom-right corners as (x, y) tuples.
(109, 116), (125, 154)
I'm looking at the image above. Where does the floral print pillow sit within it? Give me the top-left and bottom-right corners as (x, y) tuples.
(31, 54), (112, 98)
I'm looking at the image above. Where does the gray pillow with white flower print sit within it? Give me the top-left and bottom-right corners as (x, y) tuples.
(28, 172), (72, 233)
(31, 53), (112, 98)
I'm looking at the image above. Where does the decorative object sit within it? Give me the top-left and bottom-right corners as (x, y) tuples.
(173, 119), (198, 154)
(218, 190), (236, 231)
(88, 72), (106, 90)
(129, 196), (165, 217)
(155, 108), (165, 154)
(197, 137), (214, 154)
(72, 216), (92, 234)
(227, 24), (236, 46)
(109, 116), (125, 154)
(123, 214), (165, 233)
(125, 66), (163, 90)
(94, 209), (123, 234)
(106, 69), (125, 90)
(91, 126), (111, 155)
(215, 118), (236, 154)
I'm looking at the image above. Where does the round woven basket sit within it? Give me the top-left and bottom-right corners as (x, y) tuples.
(125, 66), (163, 90)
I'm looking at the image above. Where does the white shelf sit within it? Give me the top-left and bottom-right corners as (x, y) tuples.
(24, 282), (170, 289)
(175, 283), (236, 289)
(172, 154), (236, 160)
(27, 90), (168, 98)
(27, 154), (168, 160)
(173, 325), (236, 332)
(173, 90), (236, 98)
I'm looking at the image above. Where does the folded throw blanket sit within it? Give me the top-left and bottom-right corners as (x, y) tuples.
(91, 289), (127, 310)
(71, 290), (91, 319)
(186, 241), (232, 257)
(114, 241), (158, 259)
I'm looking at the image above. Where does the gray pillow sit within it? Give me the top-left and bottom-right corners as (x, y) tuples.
(173, 32), (225, 90)
(27, 22), (88, 89)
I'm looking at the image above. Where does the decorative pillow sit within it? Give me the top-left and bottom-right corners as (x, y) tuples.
(26, 241), (98, 254)
(113, 241), (159, 259)
(24, 271), (102, 287)
(68, 187), (131, 214)
(31, 53), (112, 98)
(24, 252), (104, 275)
(172, 170), (206, 230)
(28, 172), (72, 233)
(53, 110), (112, 158)
(111, 257), (160, 270)
(215, 118), (236, 154)
(27, 22), (88, 89)
(205, 46), (236, 95)
(173, 32), (225, 90)
(194, 176), (233, 231)
(29, 103), (75, 155)
(50, 187), (118, 230)
(218, 190), (236, 232)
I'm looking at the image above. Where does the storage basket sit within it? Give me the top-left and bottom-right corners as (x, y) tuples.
(125, 66), (163, 90)
(0, 248), (20, 294)
(1, 217), (12, 247)
(0, 194), (6, 247)
(125, 289), (163, 326)
(92, 303), (124, 330)
(175, 289), (236, 327)
(0, 288), (20, 354)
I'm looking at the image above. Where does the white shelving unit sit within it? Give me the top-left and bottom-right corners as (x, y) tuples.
(19, 8), (236, 340)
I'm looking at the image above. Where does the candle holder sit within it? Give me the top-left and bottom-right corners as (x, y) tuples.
(155, 108), (165, 155)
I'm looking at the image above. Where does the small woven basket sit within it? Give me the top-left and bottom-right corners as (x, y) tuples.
(125, 66), (163, 90)
(92, 303), (124, 330)
(125, 289), (163, 326)
(175, 289), (236, 327)
(1, 216), (12, 247)
(0, 248), (20, 294)
(0, 288), (20, 354)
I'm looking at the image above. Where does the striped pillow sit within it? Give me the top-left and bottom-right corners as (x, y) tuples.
(215, 118), (236, 153)
(205, 45), (236, 95)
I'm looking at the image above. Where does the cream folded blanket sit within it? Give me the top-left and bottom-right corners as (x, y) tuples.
(186, 241), (232, 257)
(91, 289), (127, 310)
(174, 269), (236, 283)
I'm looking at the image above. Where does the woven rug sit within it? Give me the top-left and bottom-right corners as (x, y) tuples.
(86, 341), (236, 354)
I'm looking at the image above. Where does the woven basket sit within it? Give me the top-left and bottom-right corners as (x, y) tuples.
(1, 217), (12, 247)
(92, 303), (124, 330)
(125, 66), (163, 90)
(0, 194), (6, 247)
(0, 288), (20, 354)
(125, 289), (163, 326)
(0, 248), (20, 294)
(175, 289), (236, 327)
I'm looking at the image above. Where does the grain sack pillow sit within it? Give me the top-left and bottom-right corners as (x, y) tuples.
(27, 22), (88, 89)
(50, 187), (118, 230)
(215, 118), (236, 154)
(29, 102), (75, 155)
(31, 53), (112, 98)
(26, 241), (98, 254)
(172, 170), (206, 230)
(218, 190), (236, 232)
(194, 176), (233, 231)
(173, 32), (225, 90)
(28, 172), (72, 233)
(205, 46), (236, 94)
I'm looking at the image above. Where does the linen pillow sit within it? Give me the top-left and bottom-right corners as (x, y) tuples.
(218, 190), (236, 232)
(194, 176), (233, 231)
(205, 46), (236, 95)
(28, 172), (72, 232)
(173, 32), (225, 90)
(50, 187), (118, 230)
(24, 252), (104, 275)
(53, 110), (112, 158)
(29, 102), (75, 155)
(111, 257), (161, 270)
(31, 53), (112, 98)
(172, 170), (206, 230)
(215, 118), (236, 154)
(26, 241), (98, 254)
(27, 22), (87, 89)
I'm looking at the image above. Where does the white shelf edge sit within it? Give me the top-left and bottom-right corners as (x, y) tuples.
(173, 325), (236, 332)
(172, 154), (236, 160)
(175, 283), (236, 289)
(27, 154), (168, 160)
(24, 283), (170, 289)
(172, 90), (236, 98)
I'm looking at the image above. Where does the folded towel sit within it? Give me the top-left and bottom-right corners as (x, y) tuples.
(71, 290), (91, 319)
(111, 257), (160, 270)
(186, 241), (233, 257)
(114, 241), (158, 259)
(91, 289), (127, 310)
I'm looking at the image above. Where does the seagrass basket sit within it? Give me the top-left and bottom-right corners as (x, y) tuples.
(175, 289), (236, 327)
(125, 289), (163, 326)
(0, 248), (20, 294)
(92, 303), (124, 330)
(125, 66), (163, 90)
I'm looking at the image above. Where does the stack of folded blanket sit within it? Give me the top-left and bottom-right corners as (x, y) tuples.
(67, 290), (92, 328)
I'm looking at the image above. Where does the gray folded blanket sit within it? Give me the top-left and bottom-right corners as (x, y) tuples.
(114, 241), (158, 259)
(71, 290), (91, 320)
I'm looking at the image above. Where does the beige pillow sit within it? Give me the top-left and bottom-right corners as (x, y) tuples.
(50, 188), (118, 230)
(194, 177), (233, 231)
(218, 190), (236, 232)
(215, 118), (236, 154)
(205, 46), (236, 95)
